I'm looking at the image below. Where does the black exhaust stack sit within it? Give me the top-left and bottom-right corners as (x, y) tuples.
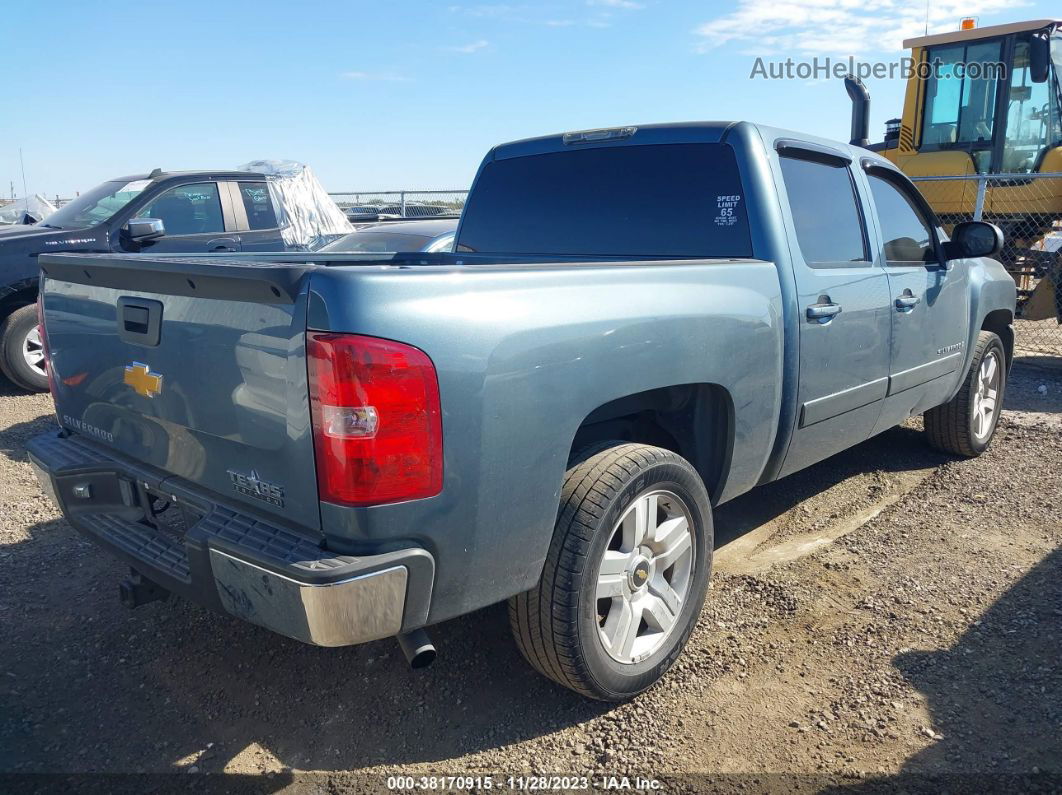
(845, 75), (871, 148)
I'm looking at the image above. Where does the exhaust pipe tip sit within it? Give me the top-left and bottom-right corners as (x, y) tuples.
(397, 628), (437, 669)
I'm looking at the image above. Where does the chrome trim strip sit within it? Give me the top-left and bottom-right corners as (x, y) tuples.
(800, 376), (889, 428)
(888, 351), (963, 396)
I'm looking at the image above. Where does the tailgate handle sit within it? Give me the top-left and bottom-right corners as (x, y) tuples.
(117, 297), (163, 347)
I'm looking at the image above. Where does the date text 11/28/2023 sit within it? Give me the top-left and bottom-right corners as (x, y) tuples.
(386, 775), (663, 791)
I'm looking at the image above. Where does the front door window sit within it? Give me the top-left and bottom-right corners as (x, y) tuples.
(136, 182), (224, 236)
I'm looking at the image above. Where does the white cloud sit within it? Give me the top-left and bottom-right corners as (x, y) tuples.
(588, 0), (644, 8)
(340, 71), (411, 82)
(447, 39), (490, 53)
(447, 3), (630, 28)
(694, 0), (1024, 56)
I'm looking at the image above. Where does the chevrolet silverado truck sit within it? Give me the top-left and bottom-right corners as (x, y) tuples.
(28, 122), (1015, 701)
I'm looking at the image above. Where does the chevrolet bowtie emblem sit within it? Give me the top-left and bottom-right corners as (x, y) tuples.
(124, 362), (163, 398)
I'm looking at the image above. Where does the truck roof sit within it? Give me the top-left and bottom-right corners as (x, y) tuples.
(489, 120), (897, 171)
(107, 170), (269, 183)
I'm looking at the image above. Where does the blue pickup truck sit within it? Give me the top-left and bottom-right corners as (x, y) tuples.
(28, 121), (1014, 700)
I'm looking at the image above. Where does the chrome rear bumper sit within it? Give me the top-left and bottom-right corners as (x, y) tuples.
(27, 429), (435, 648)
(209, 550), (408, 647)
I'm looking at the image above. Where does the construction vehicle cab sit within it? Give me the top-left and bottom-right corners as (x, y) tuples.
(863, 19), (1061, 323)
(880, 19), (1061, 181)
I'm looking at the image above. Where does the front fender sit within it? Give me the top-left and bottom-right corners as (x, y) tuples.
(958, 255), (1017, 388)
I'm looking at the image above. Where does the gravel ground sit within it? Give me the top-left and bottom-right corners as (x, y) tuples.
(0, 361), (1059, 791)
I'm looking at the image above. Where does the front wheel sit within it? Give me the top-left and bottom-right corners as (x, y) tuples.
(924, 331), (1007, 457)
(0, 304), (49, 392)
(509, 443), (713, 701)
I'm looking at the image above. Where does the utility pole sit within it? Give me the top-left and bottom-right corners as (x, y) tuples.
(19, 148), (28, 199)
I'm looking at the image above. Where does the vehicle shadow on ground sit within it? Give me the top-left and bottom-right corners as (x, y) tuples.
(0, 415), (57, 463)
(0, 374), (26, 396)
(0, 516), (614, 777)
(1015, 353), (1062, 372)
(825, 547), (1062, 792)
(713, 423), (949, 547)
(0, 418), (956, 779)
(1004, 359), (1062, 414)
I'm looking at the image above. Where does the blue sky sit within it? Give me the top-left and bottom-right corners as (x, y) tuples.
(1, 0), (1053, 198)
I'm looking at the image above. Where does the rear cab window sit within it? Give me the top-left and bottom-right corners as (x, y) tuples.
(456, 143), (752, 258)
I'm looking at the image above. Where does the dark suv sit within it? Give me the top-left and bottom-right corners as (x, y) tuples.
(0, 170), (288, 391)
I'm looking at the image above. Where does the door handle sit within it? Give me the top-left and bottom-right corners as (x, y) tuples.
(895, 292), (921, 311)
(207, 237), (239, 252)
(806, 298), (842, 323)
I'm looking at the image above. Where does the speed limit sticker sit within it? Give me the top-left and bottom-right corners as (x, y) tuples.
(715, 194), (741, 226)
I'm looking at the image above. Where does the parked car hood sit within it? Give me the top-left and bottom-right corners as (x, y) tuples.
(0, 224), (108, 272)
(0, 223), (62, 240)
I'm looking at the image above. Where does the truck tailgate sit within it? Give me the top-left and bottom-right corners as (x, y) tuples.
(38, 253), (321, 531)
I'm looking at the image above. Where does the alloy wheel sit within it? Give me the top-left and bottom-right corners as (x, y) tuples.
(596, 489), (695, 664)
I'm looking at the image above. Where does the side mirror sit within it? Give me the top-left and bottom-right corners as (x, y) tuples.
(944, 221), (1003, 260)
(1030, 31), (1051, 83)
(126, 217), (166, 242)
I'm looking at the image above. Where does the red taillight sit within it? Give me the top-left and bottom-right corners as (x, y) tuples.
(307, 332), (443, 506)
(36, 295), (56, 397)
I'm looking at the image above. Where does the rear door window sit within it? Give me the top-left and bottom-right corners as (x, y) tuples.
(237, 182), (279, 230)
(779, 155), (869, 266)
(456, 143), (752, 257)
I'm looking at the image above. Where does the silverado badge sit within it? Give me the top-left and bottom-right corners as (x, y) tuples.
(124, 362), (163, 398)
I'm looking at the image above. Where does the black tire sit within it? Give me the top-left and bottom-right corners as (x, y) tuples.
(924, 331), (1006, 457)
(510, 443), (713, 701)
(0, 304), (49, 392)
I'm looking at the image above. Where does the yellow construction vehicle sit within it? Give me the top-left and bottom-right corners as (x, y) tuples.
(848, 19), (1061, 320)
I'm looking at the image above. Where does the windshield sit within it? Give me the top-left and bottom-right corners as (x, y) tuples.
(321, 230), (438, 252)
(40, 179), (151, 230)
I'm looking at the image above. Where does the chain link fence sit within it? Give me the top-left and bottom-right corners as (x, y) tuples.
(328, 190), (467, 222)
(911, 173), (1062, 357)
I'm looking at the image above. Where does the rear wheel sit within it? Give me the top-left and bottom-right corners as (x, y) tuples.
(924, 331), (1006, 457)
(509, 443), (712, 701)
(0, 304), (48, 392)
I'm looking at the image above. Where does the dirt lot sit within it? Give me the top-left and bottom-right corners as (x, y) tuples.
(0, 361), (1059, 791)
